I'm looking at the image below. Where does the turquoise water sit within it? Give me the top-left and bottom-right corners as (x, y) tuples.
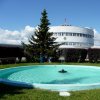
(1, 65), (100, 91)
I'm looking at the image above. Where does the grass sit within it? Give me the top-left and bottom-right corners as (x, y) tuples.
(0, 62), (100, 69)
(1, 83), (100, 100)
(0, 62), (100, 100)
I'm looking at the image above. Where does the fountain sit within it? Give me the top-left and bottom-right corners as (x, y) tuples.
(58, 69), (67, 73)
(1, 65), (100, 91)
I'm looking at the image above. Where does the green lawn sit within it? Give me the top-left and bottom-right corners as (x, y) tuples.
(0, 63), (100, 100)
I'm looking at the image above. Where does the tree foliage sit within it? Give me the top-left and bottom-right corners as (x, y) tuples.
(23, 9), (59, 62)
(88, 48), (100, 63)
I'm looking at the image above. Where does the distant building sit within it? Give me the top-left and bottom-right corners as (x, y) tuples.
(49, 25), (100, 62)
(0, 44), (24, 64)
(49, 25), (94, 49)
(0, 25), (100, 63)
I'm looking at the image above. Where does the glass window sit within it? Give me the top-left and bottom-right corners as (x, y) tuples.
(77, 33), (79, 36)
(65, 33), (68, 36)
(73, 33), (76, 36)
(68, 42), (72, 45)
(73, 42), (76, 45)
(66, 42), (68, 45)
(62, 32), (64, 36)
(80, 34), (82, 37)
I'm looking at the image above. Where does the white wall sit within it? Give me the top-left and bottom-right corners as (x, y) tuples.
(49, 26), (94, 48)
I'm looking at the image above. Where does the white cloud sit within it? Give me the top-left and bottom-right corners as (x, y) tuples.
(94, 29), (100, 46)
(20, 26), (35, 44)
(0, 26), (35, 45)
(0, 26), (100, 46)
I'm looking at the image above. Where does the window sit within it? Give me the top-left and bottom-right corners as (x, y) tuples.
(53, 32), (93, 39)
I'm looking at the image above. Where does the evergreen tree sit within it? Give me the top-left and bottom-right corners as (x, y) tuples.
(23, 9), (59, 62)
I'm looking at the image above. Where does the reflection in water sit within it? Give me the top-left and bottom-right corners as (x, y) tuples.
(42, 77), (88, 84)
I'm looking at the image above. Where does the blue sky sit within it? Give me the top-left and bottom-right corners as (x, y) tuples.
(0, 0), (100, 31)
(0, 0), (100, 45)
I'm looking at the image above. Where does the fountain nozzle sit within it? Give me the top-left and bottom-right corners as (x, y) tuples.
(59, 69), (67, 73)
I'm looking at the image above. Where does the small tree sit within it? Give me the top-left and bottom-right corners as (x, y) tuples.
(23, 9), (59, 62)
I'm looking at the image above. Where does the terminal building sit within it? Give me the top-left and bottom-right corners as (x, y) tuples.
(49, 25), (94, 49)
(0, 25), (100, 63)
(49, 25), (100, 62)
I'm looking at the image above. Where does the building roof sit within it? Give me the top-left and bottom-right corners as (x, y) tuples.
(0, 44), (22, 48)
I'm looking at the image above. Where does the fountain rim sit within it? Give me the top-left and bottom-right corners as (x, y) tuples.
(0, 64), (100, 70)
(1, 65), (100, 91)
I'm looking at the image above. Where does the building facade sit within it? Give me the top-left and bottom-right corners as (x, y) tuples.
(49, 25), (94, 49)
(49, 25), (95, 62)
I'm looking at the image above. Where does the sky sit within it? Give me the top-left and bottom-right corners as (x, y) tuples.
(0, 0), (100, 45)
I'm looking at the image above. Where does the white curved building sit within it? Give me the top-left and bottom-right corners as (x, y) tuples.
(49, 25), (94, 49)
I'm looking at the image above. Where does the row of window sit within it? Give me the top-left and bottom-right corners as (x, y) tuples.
(61, 42), (94, 46)
(53, 32), (94, 38)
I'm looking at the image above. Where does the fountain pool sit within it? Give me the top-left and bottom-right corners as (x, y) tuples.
(1, 65), (100, 91)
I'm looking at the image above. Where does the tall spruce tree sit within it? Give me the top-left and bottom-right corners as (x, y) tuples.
(23, 9), (59, 62)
